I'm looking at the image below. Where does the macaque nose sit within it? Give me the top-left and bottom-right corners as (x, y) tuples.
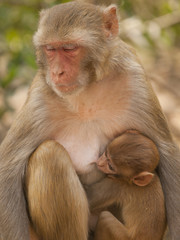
(97, 155), (106, 166)
(52, 71), (64, 77)
(52, 71), (65, 84)
(58, 71), (64, 76)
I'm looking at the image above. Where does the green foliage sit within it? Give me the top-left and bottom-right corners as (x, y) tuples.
(0, 0), (71, 89)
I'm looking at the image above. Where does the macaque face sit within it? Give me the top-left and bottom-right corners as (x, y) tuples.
(43, 42), (89, 96)
(33, 3), (119, 98)
(96, 151), (117, 174)
(96, 153), (154, 186)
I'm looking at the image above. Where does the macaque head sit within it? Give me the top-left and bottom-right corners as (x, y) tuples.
(33, 2), (119, 97)
(97, 130), (160, 187)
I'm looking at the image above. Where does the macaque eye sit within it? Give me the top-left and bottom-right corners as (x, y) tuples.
(62, 44), (78, 52)
(45, 45), (56, 51)
(107, 160), (115, 171)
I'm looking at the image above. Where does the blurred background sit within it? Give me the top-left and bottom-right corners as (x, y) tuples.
(0, 0), (180, 146)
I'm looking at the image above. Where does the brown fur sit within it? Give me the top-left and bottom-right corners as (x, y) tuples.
(108, 130), (160, 177)
(94, 211), (131, 240)
(26, 140), (88, 240)
(88, 131), (166, 239)
(89, 175), (166, 240)
(0, 2), (179, 240)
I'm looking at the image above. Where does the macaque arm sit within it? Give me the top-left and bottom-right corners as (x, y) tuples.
(87, 178), (121, 212)
(94, 211), (130, 240)
(0, 79), (50, 239)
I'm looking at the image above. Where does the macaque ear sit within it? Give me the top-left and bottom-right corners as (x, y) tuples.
(133, 172), (154, 187)
(103, 5), (119, 38)
(39, 9), (47, 18)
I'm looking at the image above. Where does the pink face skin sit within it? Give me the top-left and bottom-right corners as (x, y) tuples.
(44, 42), (85, 93)
(96, 152), (117, 174)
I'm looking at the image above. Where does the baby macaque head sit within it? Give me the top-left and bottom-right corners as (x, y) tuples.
(97, 130), (160, 186)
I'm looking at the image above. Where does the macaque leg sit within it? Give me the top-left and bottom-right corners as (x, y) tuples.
(94, 211), (130, 240)
(29, 226), (39, 240)
(25, 140), (89, 240)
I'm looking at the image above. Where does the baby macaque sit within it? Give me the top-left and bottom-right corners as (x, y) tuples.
(88, 130), (166, 240)
(97, 130), (160, 184)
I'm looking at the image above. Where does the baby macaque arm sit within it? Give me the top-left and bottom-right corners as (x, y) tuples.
(86, 178), (121, 212)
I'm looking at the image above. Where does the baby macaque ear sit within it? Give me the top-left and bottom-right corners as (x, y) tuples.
(103, 5), (119, 38)
(133, 172), (154, 187)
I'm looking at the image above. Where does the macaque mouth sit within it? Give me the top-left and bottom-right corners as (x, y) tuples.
(53, 78), (79, 92)
(97, 164), (106, 171)
(97, 164), (104, 168)
(56, 83), (79, 92)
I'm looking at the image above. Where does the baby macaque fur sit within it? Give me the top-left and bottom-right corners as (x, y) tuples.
(88, 130), (166, 240)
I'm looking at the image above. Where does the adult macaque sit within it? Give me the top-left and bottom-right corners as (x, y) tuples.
(0, 1), (179, 240)
(87, 130), (166, 240)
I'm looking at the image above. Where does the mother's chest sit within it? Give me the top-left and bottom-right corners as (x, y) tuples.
(54, 107), (127, 174)
(53, 80), (129, 173)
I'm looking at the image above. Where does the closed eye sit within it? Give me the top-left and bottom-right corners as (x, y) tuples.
(45, 45), (56, 51)
(107, 160), (115, 171)
(63, 44), (79, 52)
